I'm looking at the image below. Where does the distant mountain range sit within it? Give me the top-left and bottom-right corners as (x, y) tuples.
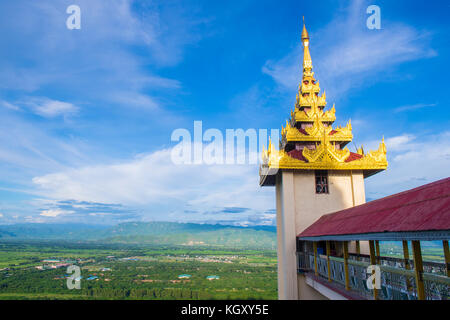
(0, 222), (277, 249)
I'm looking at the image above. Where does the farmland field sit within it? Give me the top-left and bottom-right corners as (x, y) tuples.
(0, 241), (277, 300)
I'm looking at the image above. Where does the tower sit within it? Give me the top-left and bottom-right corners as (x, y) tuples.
(259, 21), (388, 300)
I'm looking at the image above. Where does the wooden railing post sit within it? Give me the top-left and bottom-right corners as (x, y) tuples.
(412, 240), (425, 300)
(369, 240), (378, 300)
(375, 240), (381, 264)
(402, 240), (412, 292)
(313, 242), (318, 276)
(443, 240), (450, 277)
(343, 241), (350, 291)
(326, 241), (331, 282)
(402, 240), (410, 268)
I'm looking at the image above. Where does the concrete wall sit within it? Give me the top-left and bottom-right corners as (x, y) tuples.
(297, 274), (328, 300)
(275, 172), (299, 300)
(275, 169), (366, 300)
(348, 240), (370, 255)
(292, 170), (365, 234)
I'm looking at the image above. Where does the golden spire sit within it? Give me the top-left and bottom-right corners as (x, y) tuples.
(301, 16), (309, 42)
(259, 18), (388, 185)
(301, 18), (312, 79)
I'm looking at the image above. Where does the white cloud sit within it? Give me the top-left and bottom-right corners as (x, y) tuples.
(0, 0), (203, 109)
(365, 131), (450, 199)
(262, 0), (436, 99)
(23, 97), (78, 118)
(384, 134), (416, 151)
(109, 92), (159, 110)
(0, 100), (20, 111)
(0, 112), (92, 179)
(31, 199), (140, 224)
(32, 145), (274, 222)
(40, 208), (74, 217)
(29, 130), (450, 224)
(394, 103), (437, 113)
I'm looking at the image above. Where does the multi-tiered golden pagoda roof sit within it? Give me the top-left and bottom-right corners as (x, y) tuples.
(260, 21), (388, 186)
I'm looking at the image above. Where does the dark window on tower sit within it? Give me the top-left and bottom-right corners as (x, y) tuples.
(315, 170), (329, 194)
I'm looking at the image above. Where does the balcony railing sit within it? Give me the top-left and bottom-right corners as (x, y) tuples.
(297, 252), (449, 300)
(348, 253), (448, 275)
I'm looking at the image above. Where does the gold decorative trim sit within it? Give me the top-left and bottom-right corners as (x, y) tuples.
(302, 131), (350, 163)
(282, 115), (352, 143)
(297, 93), (327, 108)
(262, 135), (387, 171)
(294, 104), (336, 123)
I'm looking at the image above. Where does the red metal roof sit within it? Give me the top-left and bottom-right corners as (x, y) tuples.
(298, 177), (450, 238)
(329, 130), (338, 135)
(287, 149), (308, 162)
(345, 152), (363, 162)
(296, 128), (309, 135)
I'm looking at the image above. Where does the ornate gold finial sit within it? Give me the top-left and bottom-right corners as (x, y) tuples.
(301, 17), (309, 42)
(357, 145), (364, 155)
(300, 18), (313, 81)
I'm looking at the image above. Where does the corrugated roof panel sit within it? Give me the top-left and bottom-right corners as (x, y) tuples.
(298, 177), (450, 238)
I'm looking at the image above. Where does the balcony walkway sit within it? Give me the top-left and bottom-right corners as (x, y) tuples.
(298, 250), (449, 300)
(302, 272), (366, 300)
(296, 177), (450, 300)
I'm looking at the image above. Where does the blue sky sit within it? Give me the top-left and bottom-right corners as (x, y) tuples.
(0, 0), (449, 225)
